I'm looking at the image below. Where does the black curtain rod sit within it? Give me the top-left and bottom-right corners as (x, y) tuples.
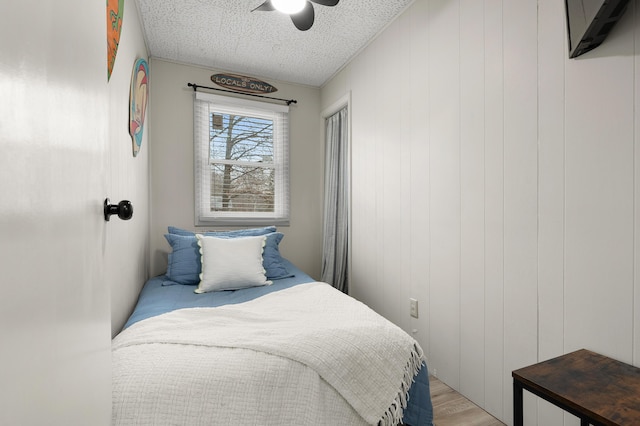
(188, 83), (297, 106)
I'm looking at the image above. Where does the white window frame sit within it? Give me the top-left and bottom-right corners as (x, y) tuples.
(194, 91), (290, 226)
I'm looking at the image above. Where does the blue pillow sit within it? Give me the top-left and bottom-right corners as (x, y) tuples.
(164, 226), (291, 284)
(261, 232), (294, 280)
(164, 233), (201, 285)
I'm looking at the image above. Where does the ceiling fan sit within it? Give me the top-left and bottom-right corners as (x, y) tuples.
(252, 0), (340, 31)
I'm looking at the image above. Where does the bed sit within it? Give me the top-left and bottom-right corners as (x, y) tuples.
(112, 226), (434, 426)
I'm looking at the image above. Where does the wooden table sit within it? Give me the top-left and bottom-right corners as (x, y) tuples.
(512, 349), (640, 426)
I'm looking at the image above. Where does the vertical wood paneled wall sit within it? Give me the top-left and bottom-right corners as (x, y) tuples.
(320, 1), (640, 424)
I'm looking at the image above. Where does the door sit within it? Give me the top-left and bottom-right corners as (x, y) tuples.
(0, 1), (111, 424)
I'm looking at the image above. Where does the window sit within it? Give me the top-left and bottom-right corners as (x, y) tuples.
(194, 92), (290, 226)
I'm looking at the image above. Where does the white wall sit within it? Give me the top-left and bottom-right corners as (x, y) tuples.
(148, 60), (324, 279)
(107, 0), (151, 336)
(321, 1), (640, 425)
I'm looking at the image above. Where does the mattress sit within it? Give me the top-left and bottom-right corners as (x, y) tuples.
(117, 258), (433, 425)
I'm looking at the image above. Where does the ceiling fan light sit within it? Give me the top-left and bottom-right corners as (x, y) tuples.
(272, 0), (306, 14)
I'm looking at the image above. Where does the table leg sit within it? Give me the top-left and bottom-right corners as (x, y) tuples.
(580, 420), (590, 426)
(513, 379), (523, 426)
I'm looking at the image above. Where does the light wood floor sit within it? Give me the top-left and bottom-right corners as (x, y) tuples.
(429, 376), (505, 426)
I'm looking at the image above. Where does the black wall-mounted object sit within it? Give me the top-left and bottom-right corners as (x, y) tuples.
(104, 199), (133, 221)
(566, 0), (631, 58)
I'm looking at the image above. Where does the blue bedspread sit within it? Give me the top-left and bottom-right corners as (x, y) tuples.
(122, 258), (433, 425)
(123, 258), (313, 329)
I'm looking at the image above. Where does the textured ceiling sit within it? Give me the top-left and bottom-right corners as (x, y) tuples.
(135, 0), (415, 87)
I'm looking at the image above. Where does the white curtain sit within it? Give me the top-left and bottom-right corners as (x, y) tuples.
(321, 107), (349, 293)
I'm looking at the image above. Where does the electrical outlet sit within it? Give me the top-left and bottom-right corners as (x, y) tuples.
(409, 298), (419, 318)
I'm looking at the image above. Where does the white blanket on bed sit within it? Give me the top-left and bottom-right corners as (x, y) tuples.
(112, 282), (424, 425)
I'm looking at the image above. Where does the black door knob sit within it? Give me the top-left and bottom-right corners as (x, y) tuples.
(104, 199), (133, 221)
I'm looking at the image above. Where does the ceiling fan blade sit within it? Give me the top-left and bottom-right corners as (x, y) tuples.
(290, 1), (314, 31)
(309, 0), (339, 6)
(251, 0), (276, 12)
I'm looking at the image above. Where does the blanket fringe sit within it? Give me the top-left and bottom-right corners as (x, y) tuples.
(378, 343), (425, 426)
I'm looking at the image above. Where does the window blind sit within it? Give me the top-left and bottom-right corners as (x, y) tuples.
(194, 92), (290, 226)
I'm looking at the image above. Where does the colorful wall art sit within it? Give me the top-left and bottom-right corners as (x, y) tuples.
(107, 0), (124, 81)
(129, 58), (149, 157)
